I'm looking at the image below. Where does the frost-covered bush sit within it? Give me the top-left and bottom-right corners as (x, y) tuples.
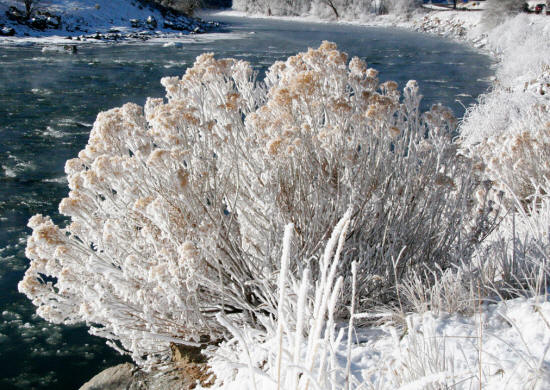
(484, 15), (550, 87)
(460, 15), (550, 206)
(459, 13), (550, 207)
(471, 186), (550, 299)
(19, 42), (485, 367)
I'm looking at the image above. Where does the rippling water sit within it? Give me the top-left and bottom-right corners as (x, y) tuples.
(0, 15), (494, 388)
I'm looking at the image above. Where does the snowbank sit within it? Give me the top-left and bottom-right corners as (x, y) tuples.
(203, 296), (550, 389)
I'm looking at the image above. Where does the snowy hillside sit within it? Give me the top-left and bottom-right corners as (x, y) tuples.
(0, 0), (216, 42)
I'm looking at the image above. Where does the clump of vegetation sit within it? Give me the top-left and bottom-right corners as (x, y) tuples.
(19, 42), (490, 367)
(20, 42), (550, 389)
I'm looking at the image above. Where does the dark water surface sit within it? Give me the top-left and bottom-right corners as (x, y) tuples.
(0, 15), (493, 388)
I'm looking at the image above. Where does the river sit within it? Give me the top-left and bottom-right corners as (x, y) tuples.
(0, 14), (493, 389)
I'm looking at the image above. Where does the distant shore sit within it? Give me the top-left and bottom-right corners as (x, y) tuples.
(0, 0), (220, 45)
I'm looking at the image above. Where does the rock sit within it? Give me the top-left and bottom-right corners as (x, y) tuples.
(163, 41), (183, 48)
(170, 343), (207, 364)
(80, 360), (215, 390)
(146, 16), (157, 29)
(29, 17), (48, 31)
(0, 26), (16, 36)
(5, 7), (61, 31)
(163, 20), (176, 30)
(163, 17), (193, 32)
(36, 11), (61, 29)
(79, 363), (147, 390)
(63, 45), (78, 54)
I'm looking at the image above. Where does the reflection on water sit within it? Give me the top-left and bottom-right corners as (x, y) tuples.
(0, 15), (494, 388)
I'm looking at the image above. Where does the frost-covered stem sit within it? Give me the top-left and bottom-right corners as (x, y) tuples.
(392, 247), (407, 314)
(303, 209), (351, 390)
(277, 223), (293, 390)
(293, 268), (310, 390)
(327, 276), (343, 389)
(345, 261), (357, 390)
(217, 314), (258, 390)
(477, 282), (483, 390)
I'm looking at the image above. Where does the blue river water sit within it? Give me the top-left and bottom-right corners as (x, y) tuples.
(0, 15), (493, 388)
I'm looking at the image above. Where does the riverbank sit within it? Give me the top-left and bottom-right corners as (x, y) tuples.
(0, 0), (218, 44)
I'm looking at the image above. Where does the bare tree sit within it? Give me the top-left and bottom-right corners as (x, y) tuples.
(323, 0), (340, 18)
(19, 0), (40, 19)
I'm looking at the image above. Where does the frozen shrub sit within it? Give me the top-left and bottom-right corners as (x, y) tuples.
(238, 44), (486, 314)
(460, 70), (550, 207)
(19, 42), (486, 367)
(485, 16), (550, 86)
(468, 121), (550, 206)
(458, 13), (550, 300)
(460, 15), (550, 207)
(471, 187), (550, 299)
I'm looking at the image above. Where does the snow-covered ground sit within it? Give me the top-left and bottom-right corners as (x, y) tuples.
(203, 296), (550, 389)
(0, 0), (216, 44)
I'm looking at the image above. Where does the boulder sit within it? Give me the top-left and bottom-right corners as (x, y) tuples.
(80, 360), (215, 390)
(0, 26), (16, 36)
(29, 17), (48, 30)
(79, 363), (147, 390)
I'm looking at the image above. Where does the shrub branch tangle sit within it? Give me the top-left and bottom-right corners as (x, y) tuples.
(19, 42), (488, 366)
